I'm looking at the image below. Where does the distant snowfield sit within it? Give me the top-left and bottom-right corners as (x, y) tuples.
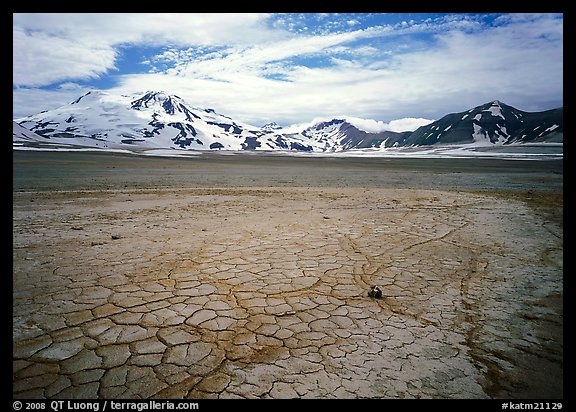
(284, 143), (563, 160)
(13, 142), (563, 160)
(328, 143), (563, 160)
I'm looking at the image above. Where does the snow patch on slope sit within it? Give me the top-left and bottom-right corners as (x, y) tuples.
(472, 123), (491, 145)
(483, 101), (505, 119)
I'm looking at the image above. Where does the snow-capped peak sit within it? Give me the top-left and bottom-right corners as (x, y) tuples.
(71, 90), (109, 105)
(129, 90), (199, 121)
(261, 122), (282, 132)
(131, 90), (179, 108)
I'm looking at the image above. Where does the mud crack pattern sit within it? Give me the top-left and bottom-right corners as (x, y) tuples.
(13, 188), (562, 398)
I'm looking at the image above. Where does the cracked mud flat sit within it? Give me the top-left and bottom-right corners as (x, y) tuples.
(13, 153), (562, 399)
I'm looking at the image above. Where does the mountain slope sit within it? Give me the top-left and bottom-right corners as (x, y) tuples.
(13, 121), (46, 142)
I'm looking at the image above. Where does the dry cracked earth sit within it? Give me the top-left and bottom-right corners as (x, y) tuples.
(13, 186), (563, 399)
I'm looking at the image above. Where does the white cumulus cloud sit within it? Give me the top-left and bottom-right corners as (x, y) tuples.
(13, 27), (117, 87)
(345, 117), (434, 133)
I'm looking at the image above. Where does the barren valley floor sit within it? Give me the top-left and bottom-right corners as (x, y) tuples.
(12, 151), (563, 398)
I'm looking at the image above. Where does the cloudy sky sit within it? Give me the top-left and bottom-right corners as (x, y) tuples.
(13, 13), (563, 130)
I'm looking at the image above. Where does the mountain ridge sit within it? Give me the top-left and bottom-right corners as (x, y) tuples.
(14, 91), (563, 152)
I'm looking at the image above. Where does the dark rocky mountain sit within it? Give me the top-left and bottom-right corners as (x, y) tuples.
(406, 101), (563, 146)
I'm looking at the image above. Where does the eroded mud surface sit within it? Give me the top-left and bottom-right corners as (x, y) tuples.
(13, 185), (562, 398)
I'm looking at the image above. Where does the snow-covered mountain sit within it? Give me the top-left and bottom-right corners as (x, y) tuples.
(14, 92), (562, 152)
(291, 119), (411, 151)
(261, 122), (282, 132)
(14, 90), (317, 151)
